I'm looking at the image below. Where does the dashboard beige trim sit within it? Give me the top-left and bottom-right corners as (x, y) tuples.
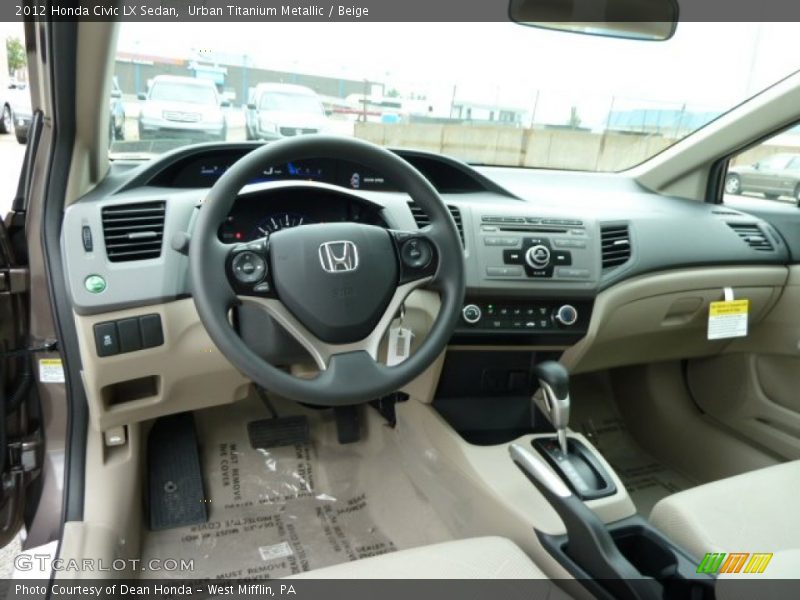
(74, 299), (250, 431)
(562, 266), (787, 374)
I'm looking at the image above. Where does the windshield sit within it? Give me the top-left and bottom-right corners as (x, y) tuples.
(112, 22), (800, 170)
(259, 92), (323, 114)
(149, 82), (218, 105)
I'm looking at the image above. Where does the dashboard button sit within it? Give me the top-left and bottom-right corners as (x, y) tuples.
(552, 250), (572, 266)
(525, 245), (551, 269)
(462, 304), (482, 324)
(555, 267), (590, 279)
(503, 249), (523, 264)
(82, 226), (93, 252)
(117, 318), (143, 353)
(94, 322), (119, 357)
(486, 266), (523, 277)
(554, 304), (579, 326)
(484, 236), (519, 247)
(553, 238), (587, 249)
(401, 238), (433, 269)
(139, 314), (164, 349)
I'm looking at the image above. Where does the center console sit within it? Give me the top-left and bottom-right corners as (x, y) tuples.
(453, 209), (602, 346)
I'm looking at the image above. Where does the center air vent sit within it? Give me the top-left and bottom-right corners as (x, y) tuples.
(409, 202), (465, 246)
(102, 201), (166, 262)
(728, 223), (774, 251)
(601, 224), (631, 269)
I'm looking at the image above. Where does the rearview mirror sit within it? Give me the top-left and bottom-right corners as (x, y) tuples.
(509, 0), (678, 41)
(137, 92), (146, 101)
(247, 103), (257, 110)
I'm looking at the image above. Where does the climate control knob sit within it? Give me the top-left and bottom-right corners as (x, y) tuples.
(462, 304), (482, 324)
(525, 244), (551, 269)
(554, 304), (579, 327)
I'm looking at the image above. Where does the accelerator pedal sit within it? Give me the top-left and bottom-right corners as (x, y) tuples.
(147, 412), (208, 531)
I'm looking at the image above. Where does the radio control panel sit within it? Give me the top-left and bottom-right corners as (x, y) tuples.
(477, 215), (598, 284)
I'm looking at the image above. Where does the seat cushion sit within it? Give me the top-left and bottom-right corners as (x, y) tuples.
(287, 536), (549, 579)
(650, 460), (800, 560)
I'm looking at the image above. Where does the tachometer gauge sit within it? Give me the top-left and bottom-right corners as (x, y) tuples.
(251, 212), (314, 237)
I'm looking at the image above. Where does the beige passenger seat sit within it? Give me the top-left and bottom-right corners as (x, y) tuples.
(650, 461), (800, 563)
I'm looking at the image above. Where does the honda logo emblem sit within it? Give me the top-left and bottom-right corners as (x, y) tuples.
(318, 241), (359, 273)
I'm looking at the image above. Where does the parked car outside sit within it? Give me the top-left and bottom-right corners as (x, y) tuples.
(10, 86), (31, 144)
(109, 76), (126, 142)
(726, 153), (800, 201)
(0, 79), (27, 137)
(137, 75), (228, 142)
(245, 83), (327, 140)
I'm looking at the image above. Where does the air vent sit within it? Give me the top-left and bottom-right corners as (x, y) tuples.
(728, 223), (774, 251)
(102, 201), (166, 262)
(601, 224), (631, 269)
(409, 202), (465, 246)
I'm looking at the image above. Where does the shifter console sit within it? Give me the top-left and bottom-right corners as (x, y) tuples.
(531, 361), (616, 499)
(534, 437), (616, 500)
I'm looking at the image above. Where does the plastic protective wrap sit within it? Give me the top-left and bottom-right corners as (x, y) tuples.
(142, 400), (452, 579)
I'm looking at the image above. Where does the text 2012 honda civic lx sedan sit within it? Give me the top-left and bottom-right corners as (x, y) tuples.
(2, 3), (800, 599)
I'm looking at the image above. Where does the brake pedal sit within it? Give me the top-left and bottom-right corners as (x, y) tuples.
(248, 416), (310, 449)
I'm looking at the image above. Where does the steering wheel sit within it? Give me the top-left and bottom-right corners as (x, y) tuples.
(190, 136), (465, 406)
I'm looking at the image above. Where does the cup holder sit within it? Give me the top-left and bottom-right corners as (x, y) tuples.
(613, 526), (679, 580)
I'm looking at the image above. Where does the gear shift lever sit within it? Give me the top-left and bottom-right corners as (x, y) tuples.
(532, 361), (570, 454)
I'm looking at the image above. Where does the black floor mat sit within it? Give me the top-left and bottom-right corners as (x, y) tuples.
(147, 412), (208, 531)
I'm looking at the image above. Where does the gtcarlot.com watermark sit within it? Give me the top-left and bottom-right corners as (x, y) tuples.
(14, 554), (194, 572)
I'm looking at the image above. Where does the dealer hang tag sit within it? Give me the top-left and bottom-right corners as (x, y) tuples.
(708, 294), (749, 340)
(387, 326), (413, 366)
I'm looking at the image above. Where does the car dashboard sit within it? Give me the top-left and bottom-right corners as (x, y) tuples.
(60, 142), (796, 429)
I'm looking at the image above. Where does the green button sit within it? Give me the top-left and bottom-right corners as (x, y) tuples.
(84, 275), (106, 294)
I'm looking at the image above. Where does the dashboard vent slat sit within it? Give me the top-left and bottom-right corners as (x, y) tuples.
(102, 201), (166, 262)
(728, 223), (774, 251)
(408, 202), (465, 247)
(601, 224), (631, 270)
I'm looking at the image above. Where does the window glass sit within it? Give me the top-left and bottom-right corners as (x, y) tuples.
(725, 133), (800, 203)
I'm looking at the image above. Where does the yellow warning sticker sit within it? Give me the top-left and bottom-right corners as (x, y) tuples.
(708, 299), (749, 340)
(39, 358), (65, 383)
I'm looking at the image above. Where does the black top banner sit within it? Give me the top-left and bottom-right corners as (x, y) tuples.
(4, 0), (800, 23)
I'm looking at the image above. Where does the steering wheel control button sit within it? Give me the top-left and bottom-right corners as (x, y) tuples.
(232, 251), (266, 283)
(462, 304), (482, 324)
(400, 238), (433, 269)
(93, 321), (120, 357)
(525, 244), (551, 269)
(84, 274), (107, 294)
(554, 305), (579, 326)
